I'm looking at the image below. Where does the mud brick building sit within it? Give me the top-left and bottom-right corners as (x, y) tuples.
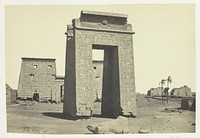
(171, 85), (192, 97)
(64, 10), (136, 118)
(147, 87), (162, 96)
(17, 57), (64, 102)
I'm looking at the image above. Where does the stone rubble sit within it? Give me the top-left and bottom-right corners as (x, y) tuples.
(87, 116), (129, 134)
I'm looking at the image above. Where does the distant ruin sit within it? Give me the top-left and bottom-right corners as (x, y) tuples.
(63, 10), (136, 118)
(147, 85), (192, 97)
(6, 83), (17, 104)
(171, 85), (192, 97)
(17, 57), (64, 102)
(147, 87), (162, 96)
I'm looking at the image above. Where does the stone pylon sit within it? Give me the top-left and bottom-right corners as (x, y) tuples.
(63, 10), (136, 119)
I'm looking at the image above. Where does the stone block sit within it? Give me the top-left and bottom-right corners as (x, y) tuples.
(87, 116), (129, 134)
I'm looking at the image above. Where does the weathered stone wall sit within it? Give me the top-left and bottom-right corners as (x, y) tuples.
(171, 85), (192, 97)
(92, 60), (103, 101)
(17, 58), (63, 102)
(147, 87), (162, 96)
(75, 30), (136, 117)
(6, 83), (17, 104)
(64, 10), (136, 118)
(54, 80), (64, 102)
(63, 27), (77, 117)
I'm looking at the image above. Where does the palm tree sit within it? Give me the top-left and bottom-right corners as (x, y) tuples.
(159, 79), (166, 104)
(166, 76), (172, 103)
(167, 76), (172, 88)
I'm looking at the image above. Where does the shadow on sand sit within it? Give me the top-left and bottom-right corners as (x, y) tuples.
(92, 113), (119, 119)
(42, 112), (67, 120)
(42, 112), (114, 120)
(92, 114), (104, 118)
(42, 112), (96, 120)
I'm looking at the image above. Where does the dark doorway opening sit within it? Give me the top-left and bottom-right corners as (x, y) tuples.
(60, 85), (64, 102)
(92, 45), (120, 118)
(33, 93), (39, 102)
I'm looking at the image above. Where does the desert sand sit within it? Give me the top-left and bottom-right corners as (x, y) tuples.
(6, 94), (195, 134)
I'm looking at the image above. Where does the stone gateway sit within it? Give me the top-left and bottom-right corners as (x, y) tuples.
(17, 57), (64, 102)
(63, 10), (136, 119)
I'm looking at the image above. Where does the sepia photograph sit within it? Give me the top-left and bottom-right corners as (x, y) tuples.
(0, 0), (199, 138)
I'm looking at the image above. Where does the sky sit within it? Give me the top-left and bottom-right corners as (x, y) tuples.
(5, 4), (195, 93)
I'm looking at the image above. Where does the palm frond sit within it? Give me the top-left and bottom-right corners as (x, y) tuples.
(167, 76), (172, 83)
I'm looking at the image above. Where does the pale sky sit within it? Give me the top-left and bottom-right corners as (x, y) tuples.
(5, 4), (195, 93)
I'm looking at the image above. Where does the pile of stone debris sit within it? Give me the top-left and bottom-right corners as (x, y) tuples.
(161, 97), (195, 113)
(162, 107), (182, 113)
(87, 116), (129, 134)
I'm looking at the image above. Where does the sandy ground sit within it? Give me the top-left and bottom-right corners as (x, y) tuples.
(6, 94), (195, 134)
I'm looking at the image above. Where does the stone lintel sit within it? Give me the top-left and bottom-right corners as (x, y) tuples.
(81, 10), (128, 18)
(74, 26), (135, 34)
